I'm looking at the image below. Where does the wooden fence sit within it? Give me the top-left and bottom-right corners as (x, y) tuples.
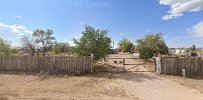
(157, 57), (203, 76)
(0, 56), (93, 74)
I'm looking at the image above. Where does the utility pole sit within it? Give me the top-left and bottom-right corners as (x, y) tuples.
(113, 40), (114, 49)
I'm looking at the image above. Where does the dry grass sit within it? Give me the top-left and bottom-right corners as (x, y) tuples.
(0, 71), (137, 100)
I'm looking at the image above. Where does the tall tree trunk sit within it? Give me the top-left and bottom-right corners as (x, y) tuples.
(43, 47), (46, 56)
(36, 49), (40, 56)
(43, 51), (45, 56)
(31, 52), (34, 56)
(31, 49), (35, 56)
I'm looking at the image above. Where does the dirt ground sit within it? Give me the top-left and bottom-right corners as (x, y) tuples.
(0, 53), (203, 100)
(0, 72), (138, 100)
(161, 74), (203, 94)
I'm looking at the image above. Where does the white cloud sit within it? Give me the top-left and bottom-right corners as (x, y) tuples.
(80, 21), (84, 24)
(119, 33), (125, 36)
(160, 0), (203, 20)
(66, 32), (82, 46)
(190, 20), (203, 38)
(163, 36), (169, 39)
(146, 30), (151, 32)
(67, 40), (76, 46)
(17, 15), (22, 18)
(0, 22), (32, 47)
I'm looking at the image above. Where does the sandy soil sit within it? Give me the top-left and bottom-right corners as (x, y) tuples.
(0, 53), (203, 100)
(161, 74), (203, 94)
(107, 53), (203, 100)
(0, 72), (137, 100)
(106, 53), (155, 72)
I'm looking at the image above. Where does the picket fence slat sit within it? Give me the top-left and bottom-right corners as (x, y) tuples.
(159, 57), (202, 76)
(0, 56), (93, 74)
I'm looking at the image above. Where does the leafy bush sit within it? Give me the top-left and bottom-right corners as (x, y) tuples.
(118, 38), (134, 52)
(136, 33), (168, 60)
(53, 42), (71, 54)
(0, 38), (11, 56)
(74, 26), (111, 60)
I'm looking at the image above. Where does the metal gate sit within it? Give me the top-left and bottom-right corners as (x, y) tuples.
(107, 57), (146, 72)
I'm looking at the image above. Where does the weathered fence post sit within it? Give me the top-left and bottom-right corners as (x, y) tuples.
(155, 57), (161, 74)
(182, 69), (186, 77)
(123, 59), (125, 71)
(91, 54), (94, 73)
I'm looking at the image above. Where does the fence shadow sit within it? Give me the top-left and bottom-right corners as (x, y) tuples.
(84, 71), (160, 83)
(0, 70), (160, 84)
(85, 64), (160, 83)
(0, 71), (38, 76)
(187, 74), (203, 80)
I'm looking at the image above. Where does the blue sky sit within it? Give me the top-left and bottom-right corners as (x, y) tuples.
(0, 0), (203, 48)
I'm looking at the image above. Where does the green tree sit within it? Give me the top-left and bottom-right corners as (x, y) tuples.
(136, 33), (168, 60)
(190, 44), (196, 51)
(33, 29), (55, 56)
(74, 26), (111, 60)
(0, 38), (11, 56)
(10, 48), (18, 53)
(53, 42), (71, 54)
(118, 38), (134, 52)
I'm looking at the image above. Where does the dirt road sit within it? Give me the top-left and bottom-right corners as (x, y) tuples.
(107, 53), (203, 100)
